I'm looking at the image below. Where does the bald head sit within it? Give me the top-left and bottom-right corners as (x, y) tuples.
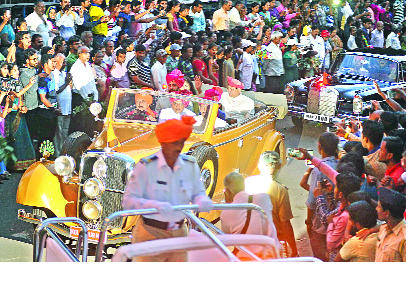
(223, 172), (245, 196)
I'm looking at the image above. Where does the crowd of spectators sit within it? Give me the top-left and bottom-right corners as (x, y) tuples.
(0, 0), (406, 261)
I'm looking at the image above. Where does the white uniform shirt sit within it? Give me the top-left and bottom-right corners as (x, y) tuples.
(220, 191), (280, 256)
(219, 92), (254, 122)
(158, 107), (196, 123)
(122, 150), (210, 222)
(386, 32), (401, 50)
(309, 34), (325, 60)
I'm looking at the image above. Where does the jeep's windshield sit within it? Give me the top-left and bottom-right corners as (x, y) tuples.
(112, 89), (216, 134)
(334, 54), (399, 83)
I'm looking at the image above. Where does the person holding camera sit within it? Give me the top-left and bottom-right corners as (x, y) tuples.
(56, 0), (85, 41)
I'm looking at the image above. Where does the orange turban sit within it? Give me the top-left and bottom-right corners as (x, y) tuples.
(135, 94), (156, 117)
(155, 115), (197, 143)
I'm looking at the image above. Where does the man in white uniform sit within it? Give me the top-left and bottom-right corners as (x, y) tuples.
(238, 40), (256, 91)
(219, 76), (254, 123)
(122, 115), (213, 262)
(220, 172), (280, 259)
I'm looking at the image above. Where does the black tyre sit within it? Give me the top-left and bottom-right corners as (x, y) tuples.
(291, 116), (303, 127)
(191, 145), (219, 198)
(60, 131), (92, 171)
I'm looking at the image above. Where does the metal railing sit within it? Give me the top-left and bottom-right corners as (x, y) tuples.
(95, 203), (269, 262)
(33, 217), (89, 262)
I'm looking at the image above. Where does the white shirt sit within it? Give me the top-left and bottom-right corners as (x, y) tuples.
(55, 11), (84, 27)
(122, 149), (210, 222)
(220, 191), (280, 256)
(238, 52), (254, 90)
(386, 32), (401, 50)
(347, 35), (357, 50)
(151, 60), (168, 92)
(194, 115), (227, 129)
(103, 54), (113, 66)
(69, 59), (95, 90)
(158, 107), (196, 123)
(309, 34), (325, 59)
(110, 48), (135, 69)
(219, 92), (254, 122)
(371, 29), (384, 48)
(229, 7), (251, 29)
(25, 12), (50, 47)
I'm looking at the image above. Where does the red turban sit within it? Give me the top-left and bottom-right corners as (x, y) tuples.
(321, 30), (330, 37)
(166, 69), (185, 88)
(155, 115), (196, 143)
(227, 76), (244, 89)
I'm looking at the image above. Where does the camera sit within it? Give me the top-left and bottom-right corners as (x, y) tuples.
(320, 179), (329, 189)
(1, 78), (11, 93)
(326, 125), (338, 133)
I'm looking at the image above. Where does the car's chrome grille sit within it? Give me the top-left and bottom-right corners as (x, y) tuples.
(79, 152), (135, 229)
(307, 84), (338, 116)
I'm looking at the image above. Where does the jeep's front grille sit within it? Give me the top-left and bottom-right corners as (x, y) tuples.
(79, 152), (135, 229)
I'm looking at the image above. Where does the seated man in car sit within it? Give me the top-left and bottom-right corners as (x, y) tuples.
(126, 94), (157, 122)
(219, 77), (254, 124)
(158, 92), (196, 123)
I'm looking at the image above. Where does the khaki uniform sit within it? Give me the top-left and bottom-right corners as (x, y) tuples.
(375, 220), (406, 262)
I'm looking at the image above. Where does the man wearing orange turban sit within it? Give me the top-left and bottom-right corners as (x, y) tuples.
(126, 94), (157, 121)
(122, 115), (214, 262)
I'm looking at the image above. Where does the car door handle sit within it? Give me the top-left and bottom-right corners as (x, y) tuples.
(252, 136), (263, 141)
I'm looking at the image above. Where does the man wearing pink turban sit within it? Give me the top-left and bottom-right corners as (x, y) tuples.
(155, 69), (187, 114)
(158, 89), (196, 123)
(219, 76), (254, 123)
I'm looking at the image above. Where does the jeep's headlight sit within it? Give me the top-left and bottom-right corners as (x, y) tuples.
(93, 158), (107, 178)
(89, 102), (102, 116)
(82, 200), (102, 220)
(285, 84), (295, 102)
(83, 178), (105, 199)
(54, 156), (75, 176)
(353, 94), (363, 114)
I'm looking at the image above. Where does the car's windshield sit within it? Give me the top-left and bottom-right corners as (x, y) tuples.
(335, 54), (399, 83)
(113, 89), (215, 134)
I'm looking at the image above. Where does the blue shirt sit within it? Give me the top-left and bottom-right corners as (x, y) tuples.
(306, 156), (338, 211)
(0, 24), (15, 44)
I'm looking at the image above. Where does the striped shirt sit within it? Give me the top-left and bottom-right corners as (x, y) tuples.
(177, 57), (194, 81)
(127, 56), (152, 87)
(393, 0), (405, 25)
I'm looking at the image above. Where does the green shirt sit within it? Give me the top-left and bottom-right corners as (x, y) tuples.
(66, 53), (79, 72)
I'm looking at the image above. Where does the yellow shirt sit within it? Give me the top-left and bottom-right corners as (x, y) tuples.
(340, 230), (378, 262)
(212, 8), (229, 31)
(375, 220), (406, 262)
(90, 5), (107, 36)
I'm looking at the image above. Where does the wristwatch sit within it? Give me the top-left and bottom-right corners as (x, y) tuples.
(305, 219), (312, 225)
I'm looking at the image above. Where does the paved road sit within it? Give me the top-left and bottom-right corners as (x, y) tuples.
(0, 115), (329, 261)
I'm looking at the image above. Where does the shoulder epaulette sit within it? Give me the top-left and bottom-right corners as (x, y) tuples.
(140, 154), (158, 164)
(180, 154), (196, 163)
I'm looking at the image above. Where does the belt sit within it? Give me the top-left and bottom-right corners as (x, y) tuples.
(142, 217), (185, 230)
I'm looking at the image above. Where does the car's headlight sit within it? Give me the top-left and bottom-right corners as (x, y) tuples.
(54, 155), (75, 176)
(285, 84), (295, 102)
(83, 178), (105, 199)
(82, 200), (102, 220)
(353, 94), (363, 114)
(92, 158), (107, 178)
(89, 102), (102, 116)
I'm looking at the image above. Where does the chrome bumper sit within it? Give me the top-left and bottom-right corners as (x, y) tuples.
(17, 209), (132, 245)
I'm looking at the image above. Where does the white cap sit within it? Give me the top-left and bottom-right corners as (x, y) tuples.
(241, 39), (257, 48)
(180, 32), (192, 39)
(286, 39), (301, 46)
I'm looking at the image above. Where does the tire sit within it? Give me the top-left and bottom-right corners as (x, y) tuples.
(60, 131), (92, 171)
(291, 116), (303, 127)
(191, 145), (219, 199)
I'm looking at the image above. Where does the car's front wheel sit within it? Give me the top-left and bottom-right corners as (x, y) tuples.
(60, 131), (92, 171)
(191, 145), (219, 198)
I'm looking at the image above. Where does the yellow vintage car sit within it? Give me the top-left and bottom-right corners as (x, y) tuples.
(16, 88), (287, 246)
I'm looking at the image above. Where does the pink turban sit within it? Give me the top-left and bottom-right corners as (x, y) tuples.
(170, 90), (193, 107)
(204, 88), (221, 101)
(166, 69), (185, 88)
(273, 24), (283, 32)
(227, 76), (244, 89)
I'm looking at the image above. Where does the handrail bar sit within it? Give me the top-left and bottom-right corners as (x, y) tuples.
(95, 203), (268, 262)
(33, 217), (89, 262)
